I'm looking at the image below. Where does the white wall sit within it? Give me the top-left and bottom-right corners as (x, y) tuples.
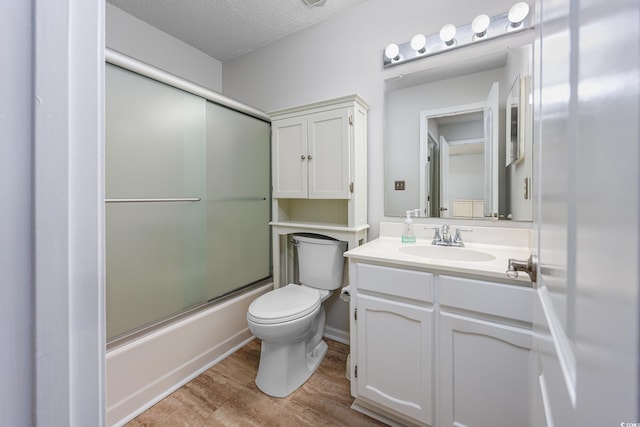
(222, 0), (530, 239)
(2, 0), (105, 425)
(449, 153), (485, 200)
(222, 0), (530, 338)
(1, 2), (35, 424)
(106, 4), (222, 92)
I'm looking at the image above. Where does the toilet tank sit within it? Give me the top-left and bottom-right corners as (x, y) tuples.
(293, 233), (347, 291)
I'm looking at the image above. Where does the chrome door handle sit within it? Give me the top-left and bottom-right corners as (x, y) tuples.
(506, 253), (538, 283)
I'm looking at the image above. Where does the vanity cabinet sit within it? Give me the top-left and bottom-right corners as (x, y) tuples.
(348, 261), (533, 427)
(270, 95), (369, 287)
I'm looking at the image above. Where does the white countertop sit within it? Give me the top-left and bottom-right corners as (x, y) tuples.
(344, 236), (533, 285)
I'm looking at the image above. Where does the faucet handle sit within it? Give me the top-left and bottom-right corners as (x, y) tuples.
(453, 228), (472, 245)
(425, 226), (442, 243)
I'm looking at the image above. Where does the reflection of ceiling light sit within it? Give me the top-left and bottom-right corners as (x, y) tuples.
(302, 0), (327, 6)
(384, 43), (400, 61)
(472, 14), (490, 38)
(508, 2), (530, 27)
(439, 24), (457, 46)
(410, 34), (427, 53)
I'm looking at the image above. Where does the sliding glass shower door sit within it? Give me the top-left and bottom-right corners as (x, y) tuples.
(105, 64), (270, 341)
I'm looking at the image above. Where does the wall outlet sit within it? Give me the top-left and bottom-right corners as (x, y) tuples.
(395, 180), (405, 191)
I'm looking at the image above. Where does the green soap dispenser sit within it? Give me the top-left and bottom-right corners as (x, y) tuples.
(402, 210), (416, 243)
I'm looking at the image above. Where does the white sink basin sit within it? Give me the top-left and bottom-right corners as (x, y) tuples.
(398, 245), (496, 262)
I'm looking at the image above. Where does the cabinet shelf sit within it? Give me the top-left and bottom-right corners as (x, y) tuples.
(270, 221), (369, 233)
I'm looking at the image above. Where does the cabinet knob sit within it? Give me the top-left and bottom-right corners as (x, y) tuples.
(307, 155), (312, 160)
(300, 155), (306, 160)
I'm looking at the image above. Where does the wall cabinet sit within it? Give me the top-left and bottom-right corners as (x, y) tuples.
(272, 108), (350, 199)
(270, 95), (369, 286)
(348, 262), (533, 427)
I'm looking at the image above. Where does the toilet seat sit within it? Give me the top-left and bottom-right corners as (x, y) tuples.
(248, 284), (320, 325)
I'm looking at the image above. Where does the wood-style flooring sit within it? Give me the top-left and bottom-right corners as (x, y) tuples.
(126, 339), (386, 426)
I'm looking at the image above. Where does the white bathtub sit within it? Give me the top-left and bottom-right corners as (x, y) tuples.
(106, 283), (272, 426)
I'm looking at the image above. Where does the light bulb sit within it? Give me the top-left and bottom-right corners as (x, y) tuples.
(439, 24), (457, 46)
(410, 34), (427, 53)
(472, 14), (490, 37)
(384, 43), (400, 61)
(508, 2), (530, 27)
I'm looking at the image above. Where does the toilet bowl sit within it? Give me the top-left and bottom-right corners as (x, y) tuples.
(247, 233), (347, 397)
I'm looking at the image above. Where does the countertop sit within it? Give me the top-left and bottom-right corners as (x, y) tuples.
(344, 237), (533, 285)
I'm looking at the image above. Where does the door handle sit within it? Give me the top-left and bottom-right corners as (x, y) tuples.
(506, 253), (538, 283)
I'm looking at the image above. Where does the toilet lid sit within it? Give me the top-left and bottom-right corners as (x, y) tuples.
(248, 284), (321, 324)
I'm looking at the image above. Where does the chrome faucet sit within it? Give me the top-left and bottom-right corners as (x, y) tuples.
(430, 225), (472, 247)
(441, 224), (451, 244)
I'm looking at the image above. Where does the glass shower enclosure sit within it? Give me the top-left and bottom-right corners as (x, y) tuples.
(105, 60), (271, 342)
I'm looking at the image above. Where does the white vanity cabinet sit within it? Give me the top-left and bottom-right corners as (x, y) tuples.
(352, 263), (434, 426)
(437, 275), (533, 427)
(347, 258), (533, 427)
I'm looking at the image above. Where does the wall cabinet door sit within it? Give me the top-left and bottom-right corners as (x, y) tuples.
(272, 116), (308, 198)
(356, 293), (433, 425)
(272, 108), (351, 199)
(439, 312), (532, 427)
(307, 108), (351, 199)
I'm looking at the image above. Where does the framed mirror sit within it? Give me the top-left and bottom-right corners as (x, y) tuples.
(384, 42), (533, 221)
(506, 75), (524, 166)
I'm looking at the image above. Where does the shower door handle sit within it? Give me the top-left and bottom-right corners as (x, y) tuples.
(105, 198), (201, 203)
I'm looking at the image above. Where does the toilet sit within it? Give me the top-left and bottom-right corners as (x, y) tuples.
(247, 233), (347, 397)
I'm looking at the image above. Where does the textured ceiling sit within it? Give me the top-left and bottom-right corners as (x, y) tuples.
(106, 0), (369, 62)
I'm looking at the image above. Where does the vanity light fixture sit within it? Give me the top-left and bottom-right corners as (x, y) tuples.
(439, 24), (457, 46)
(472, 14), (491, 38)
(411, 33), (427, 54)
(384, 43), (401, 61)
(382, 2), (534, 68)
(508, 2), (530, 29)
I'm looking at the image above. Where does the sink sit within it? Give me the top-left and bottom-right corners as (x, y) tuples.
(398, 245), (496, 262)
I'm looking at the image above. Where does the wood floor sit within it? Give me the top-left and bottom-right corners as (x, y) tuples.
(126, 339), (386, 426)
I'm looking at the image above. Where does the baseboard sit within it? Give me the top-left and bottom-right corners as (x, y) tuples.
(324, 325), (349, 345)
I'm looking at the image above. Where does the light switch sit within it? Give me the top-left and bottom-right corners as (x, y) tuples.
(395, 180), (405, 191)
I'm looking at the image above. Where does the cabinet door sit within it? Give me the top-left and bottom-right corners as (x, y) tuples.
(439, 312), (532, 427)
(356, 294), (433, 424)
(307, 108), (351, 199)
(272, 116), (308, 198)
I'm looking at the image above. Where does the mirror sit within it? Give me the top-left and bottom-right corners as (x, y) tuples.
(384, 43), (533, 221)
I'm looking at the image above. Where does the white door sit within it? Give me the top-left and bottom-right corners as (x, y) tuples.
(532, 0), (639, 425)
(483, 82), (499, 218)
(439, 135), (450, 218)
